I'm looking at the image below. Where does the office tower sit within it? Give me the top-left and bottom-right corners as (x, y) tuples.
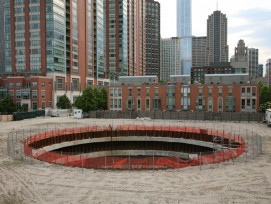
(0, 0), (4, 73)
(128, 0), (146, 76)
(145, 0), (160, 77)
(248, 48), (259, 80)
(160, 37), (181, 81)
(266, 59), (271, 87)
(258, 64), (263, 78)
(230, 40), (248, 73)
(177, 0), (192, 75)
(207, 10), (229, 65)
(192, 36), (207, 67)
(105, 0), (128, 79)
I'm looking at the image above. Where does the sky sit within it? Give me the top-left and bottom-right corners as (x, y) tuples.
(158, 0), (271, 74)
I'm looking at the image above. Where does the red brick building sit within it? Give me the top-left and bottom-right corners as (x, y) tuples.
(0, 76), (53, 110)
(108, 83), (260, 113)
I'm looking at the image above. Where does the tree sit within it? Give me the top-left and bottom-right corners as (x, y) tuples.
(56, 94), (72, 109)
(0, 95), (16, 114)
(73, 87), (108, 112)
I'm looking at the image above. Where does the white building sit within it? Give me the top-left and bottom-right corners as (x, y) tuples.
(160, 37), (182, 81)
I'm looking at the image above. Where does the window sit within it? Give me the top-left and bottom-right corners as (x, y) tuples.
(72, 79), (79, 91)
(252, 87), (256, 96)
(137, 99), (141, 110)
(218, 87), (222, 96)
(137, 88), (141, 97)
(242, 99), (246, 109)
(32, 81), (37, 87)
(154, 88), (159, 96)
(42, 102), (46, 109)
(252, 99), (256, 109)
(16, 102), (21, 110)
(146, 88), (150, 96)
(41, 91), (45, 98)
(16, 82), (21, 87)
(208, 98), (213, 112)
(228, 87), (233, 96)
(16, 91), (21, 99)
(218, 98), (223, 112)
(128, 88), (132, 96)
(9, 91), (14, 98)
(9, 83), (14, 88)
(126, 98), (134, 110)
(153, 98), (161, 111)
(49, 101), (52, 108)
(57, 78), (63, 89)
(198, 88), (202, 96)
(32, 90), (37, 99)
(208, 88), (212, 97)
(41, 82), (45, 87)
(32, 102), (38, 110)
(146, 98), (150, 110)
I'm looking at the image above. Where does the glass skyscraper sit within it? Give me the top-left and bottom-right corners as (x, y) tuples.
(0, 0), (4, 73)
(176, 0), (192, 75)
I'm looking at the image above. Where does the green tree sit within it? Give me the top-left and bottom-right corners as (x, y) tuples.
(260, 85), (271, 105)
(0, 95), (16, 114)
(73, 87), (108, 112)
(56, 94), (72, 109)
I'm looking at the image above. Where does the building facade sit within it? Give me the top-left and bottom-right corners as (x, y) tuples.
(105, 0), (128, 79)
(207, 10), (229, 65)
(108, 83), (259, 113)
(2, 0), (110, 109)
(0, 0), (4, 73)
(128, 0), (146, 76)
(0, 76), (53, 110)
(248, 48), (259, 80)
(230, 40), (248, 74)
(145, 0), (160, 77)
(160, 37), (182, 81)
(267, 59), (271, 87)
(176, 0), (192, 75)
(191, 62), (234, 83)
(192, 36), (207, 67)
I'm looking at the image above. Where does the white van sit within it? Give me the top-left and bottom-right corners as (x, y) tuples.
(51, 109), (60, 117)
(73, 109), (83, 119)
(266, 109), (271, 126)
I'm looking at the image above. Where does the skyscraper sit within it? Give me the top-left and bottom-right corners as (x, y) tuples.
(267, 59), (271, 87)
(207, 10), (229, 65)
(160, 37), (182, 81)
(230, 39), (248, 73)
(128, 0), (146, 76)
(145, 0), (160, 77)
(192, 36), (207, 67)
(248, 48), (259, 80)
(176, 0), (192, 75)
(0, 0), (4, 73)
(105, 0), (128, 79)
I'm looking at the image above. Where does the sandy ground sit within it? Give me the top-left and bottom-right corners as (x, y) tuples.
(0, 117), (271, 204)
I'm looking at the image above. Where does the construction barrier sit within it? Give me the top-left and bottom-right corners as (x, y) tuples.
(24, 125), (246, 170)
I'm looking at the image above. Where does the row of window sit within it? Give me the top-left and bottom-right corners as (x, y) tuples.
(9, 90), (46, 99)
(5, 81), (45, 88)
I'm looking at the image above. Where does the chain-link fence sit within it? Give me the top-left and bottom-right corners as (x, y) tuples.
(89, 111), (265, 123)
(7, 120), (263, 170)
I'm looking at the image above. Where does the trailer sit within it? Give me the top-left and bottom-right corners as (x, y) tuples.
(266, 109), (271, 126)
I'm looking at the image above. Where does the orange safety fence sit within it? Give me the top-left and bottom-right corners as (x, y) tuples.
(24, 125), (246, 170)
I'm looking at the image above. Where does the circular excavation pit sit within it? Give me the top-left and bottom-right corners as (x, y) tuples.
(24, 125), (246, 170)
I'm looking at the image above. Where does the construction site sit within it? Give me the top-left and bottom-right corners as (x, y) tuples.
(1, 117), (271, 203)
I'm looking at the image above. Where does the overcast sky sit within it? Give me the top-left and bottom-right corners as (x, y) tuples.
(158, 0), (271, 73)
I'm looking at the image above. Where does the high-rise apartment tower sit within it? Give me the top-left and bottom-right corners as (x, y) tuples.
(145, 0), (160, 77)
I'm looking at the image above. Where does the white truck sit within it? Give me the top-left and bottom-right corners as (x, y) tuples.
(266, 109), (271, 126)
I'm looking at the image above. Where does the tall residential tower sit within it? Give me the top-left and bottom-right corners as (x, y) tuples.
(145, 0), (160, 77)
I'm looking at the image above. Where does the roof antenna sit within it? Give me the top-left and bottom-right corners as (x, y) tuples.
(216, 0), (218, 10)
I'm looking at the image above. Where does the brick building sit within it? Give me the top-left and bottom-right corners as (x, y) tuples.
(0, 76), (53, 110)
(108, 76), (259, 113)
